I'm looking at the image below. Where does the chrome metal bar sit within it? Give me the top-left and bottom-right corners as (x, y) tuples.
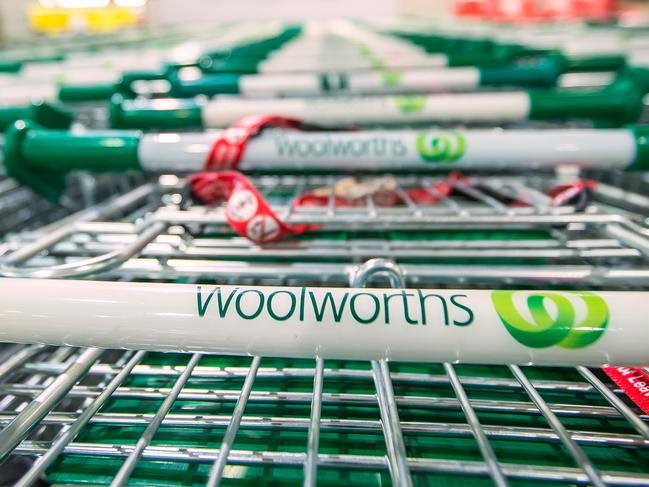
(351, 259), (412, 487)
(0, 347), (103, 462)
(304, 356), (324, 487)
(509, 365), (606, 487)
(0, 345), (45, 381)
(372, 360), (414, 487)
(577, 366), (649, 441)
(12, 441), (649, 484)
(110, 353), (201, 487)
(2, 410), (647, 447)
(17, 361), (620, 393)
(444, 362), (509, 487)
(206, 355), (261, 486)
(1, 221), (167, 278)
(2, 383), (645, 420)
(15, 350), (147, 487)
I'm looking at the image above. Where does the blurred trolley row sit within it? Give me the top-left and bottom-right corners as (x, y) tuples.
(0, 18), (647, 487)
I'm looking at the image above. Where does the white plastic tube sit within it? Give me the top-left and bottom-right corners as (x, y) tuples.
(234, 68), (481, 97)
(0, 279), (645, 366)
(201, 92), (531, 127)
(138, 128), (635, 171)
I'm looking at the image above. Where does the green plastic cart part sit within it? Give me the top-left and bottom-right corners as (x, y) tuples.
(479, 57), (563, 88)
(198, 56), (261, 74)
(58, 69), (172, 103)
(173, 57), (563, 97)
(0, 100), (73, 131)
(559, 53), (627, 73)
(629, 125), (649, 170)
(58, 83), (119, 103)
(168, 73), (240, 97)
(3, 120), (141, 202)
(528, 67), (649, 126)
(0, 60), (22, 73)
(109, 94), (203, 130)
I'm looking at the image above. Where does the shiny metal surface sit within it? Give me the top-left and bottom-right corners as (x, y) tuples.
(0, 173), (646, 485)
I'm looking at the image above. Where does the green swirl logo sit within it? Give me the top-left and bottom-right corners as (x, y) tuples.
(394, 95), (427, 114)
(382, 71), (402, 87)
(415, 132), (466, 163)
(491, 291), (608, 349)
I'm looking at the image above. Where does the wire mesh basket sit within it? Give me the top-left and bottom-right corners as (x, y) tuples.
(0, 172), (647, 486)
(0, 172), (146, 238)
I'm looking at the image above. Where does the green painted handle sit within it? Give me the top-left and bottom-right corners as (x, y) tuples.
(0, 100), (73, 131)
(0, 60), (22, 73)
(58, 68), (171, 103)
(630, 125), (649, 170)
(480, 58), (562, 88)
(2, 120), (141, 201)
(561, 54), (627, 73)
(109, 94), (203, 130)
(529, 68), (649, 126)
(168, 73), (240, 97)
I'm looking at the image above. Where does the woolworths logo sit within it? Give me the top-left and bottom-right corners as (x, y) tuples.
(382, 71), (401, 87)
(394, 95), (427, 113)
(416, 132), (466, 163)
(196, 286), (474, 327)
(491, 291), (608, 349)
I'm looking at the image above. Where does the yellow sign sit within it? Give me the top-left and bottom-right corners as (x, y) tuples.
(28, 3), (143, 34)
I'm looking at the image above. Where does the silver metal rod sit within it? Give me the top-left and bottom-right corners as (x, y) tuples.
(110, 353), (201, 487)
(444, 362), (509, 487)
(2, 383), (642, 420)
(350, 258), (412, 486)
(577, 366), (649, 440)
(0, 347), (103, 462)
(206, 355), (261, 486)
(0, 345), (44, 381)
(509, 365), (606, 487)
(16, 350), (146, 487)
(2, 410), (646, 447)
(304, 356), (324, 487)
(12, 440), (649, 484)
(372, 359), (414, 487)
(1, 221), (167, 279)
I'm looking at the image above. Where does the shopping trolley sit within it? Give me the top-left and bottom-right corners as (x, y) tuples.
(0, 171), (647, 486)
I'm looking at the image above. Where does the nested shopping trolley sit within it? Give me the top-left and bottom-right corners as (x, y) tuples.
(0, 172), (647, 486)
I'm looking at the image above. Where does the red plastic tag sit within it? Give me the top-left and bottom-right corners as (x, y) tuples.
(204, 115), (304, 170)
(190, 171), (318, 243)
(547, 179), (596, 207)
(602, 366), (649, 415)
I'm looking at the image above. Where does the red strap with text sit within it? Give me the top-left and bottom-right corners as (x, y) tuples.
(204, 114), (305, 170)
(190, 171), (318, 243)
(602, 367), (649, 415)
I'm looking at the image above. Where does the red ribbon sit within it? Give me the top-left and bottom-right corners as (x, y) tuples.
(191, 171), (318, 244)
(193, 117), (596, 242)
(602, 367), (649, 415)
(192, 115), (316, 243)
(203, 114), (304, 170)
(546, 179), (596, 207)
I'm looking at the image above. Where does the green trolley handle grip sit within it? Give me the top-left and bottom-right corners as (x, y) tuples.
(529, 67), (649, 126)
(6, 121), (649, 201)
(0, 100), (73, 131)
(109, 93), (203, 130)
(479, 57), (563, 88)
(3, 120), (141, 202)
(58, 68), (171, 103)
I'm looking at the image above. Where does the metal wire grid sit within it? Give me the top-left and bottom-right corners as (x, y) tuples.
(0, 339), (648, 485)
(2, 173), (649, 287)
(0, 173), (647, 485)
(0, 173), (146, 237)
